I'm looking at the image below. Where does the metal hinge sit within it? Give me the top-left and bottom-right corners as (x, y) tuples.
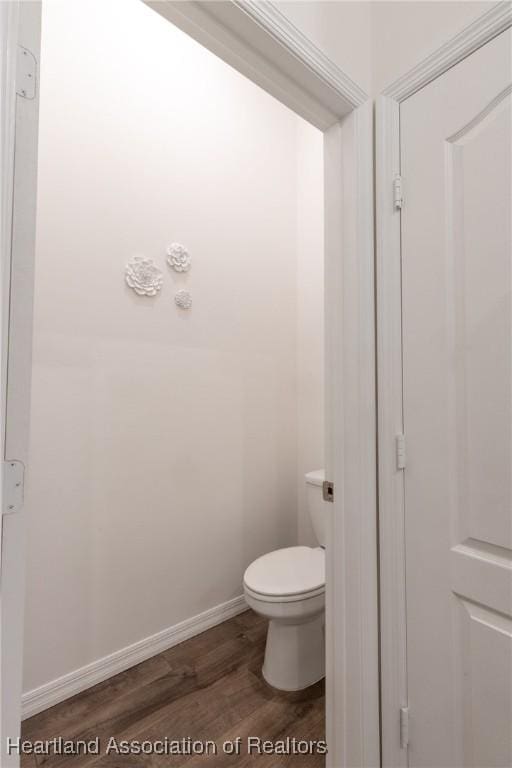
(322, 480), (334, 503)
(2, 460), (25, 516)
(396, 433), (406, 470)
(400, 706), (409, 749)
(393, 175), (403, 210)
(16, 46), (37, 99)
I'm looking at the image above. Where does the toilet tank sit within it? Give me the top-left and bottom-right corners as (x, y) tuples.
(305, 469), (326, 547)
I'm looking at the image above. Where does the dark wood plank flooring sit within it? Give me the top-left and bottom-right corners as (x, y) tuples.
(21, 611), (325, 768)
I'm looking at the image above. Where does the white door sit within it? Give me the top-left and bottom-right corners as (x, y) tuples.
(400, 28), (512, 768)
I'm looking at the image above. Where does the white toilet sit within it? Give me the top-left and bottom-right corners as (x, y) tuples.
(243, 469), (326, 691)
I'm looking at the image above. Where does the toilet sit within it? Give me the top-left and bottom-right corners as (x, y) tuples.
(243, 469), (326, 691)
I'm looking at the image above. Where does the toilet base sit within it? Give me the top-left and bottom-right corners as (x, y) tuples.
(262, 613), (325, 691)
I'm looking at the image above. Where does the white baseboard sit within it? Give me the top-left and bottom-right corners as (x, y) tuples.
(22, 594), (247, 720)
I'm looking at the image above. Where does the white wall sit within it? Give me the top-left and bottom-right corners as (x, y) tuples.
(23, 0), (324, 693)
(297, 123), (324, 546)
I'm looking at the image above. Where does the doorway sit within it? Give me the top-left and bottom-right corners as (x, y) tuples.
(25, 0), (324, 737)
(0, 2), (377, 767)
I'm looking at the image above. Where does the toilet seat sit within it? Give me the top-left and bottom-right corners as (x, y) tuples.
(244, 583), (324, 604)
(243, 546), (325, 603)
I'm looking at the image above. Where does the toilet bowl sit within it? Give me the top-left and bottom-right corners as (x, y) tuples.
(243, 470), (326, 691)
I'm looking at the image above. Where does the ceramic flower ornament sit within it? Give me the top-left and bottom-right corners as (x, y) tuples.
(175, 289), (192, 310)
(167, 243), (191, 273)
(125, 256), (163, 296)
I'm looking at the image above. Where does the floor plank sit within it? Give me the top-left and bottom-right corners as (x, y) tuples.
(21, 611), (325, 767)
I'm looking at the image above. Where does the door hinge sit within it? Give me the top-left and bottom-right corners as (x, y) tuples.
(322, 480), (334, 503)
(400, 706), (409, 749)
(393, 175), (403, 210)
(16, 46), (37, 99)
(396, 433), (406, 470)
(2, 460), (25, 516)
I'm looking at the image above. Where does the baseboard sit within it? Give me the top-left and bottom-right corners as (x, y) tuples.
(22, 594), (247, 720)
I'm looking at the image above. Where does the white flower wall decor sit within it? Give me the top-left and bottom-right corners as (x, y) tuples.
(175, 289), (192, 310)
(125, 256), (163, 296)
(167, 243), (191, 273)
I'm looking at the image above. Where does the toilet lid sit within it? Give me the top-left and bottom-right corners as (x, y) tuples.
(243, 546), (325, 598)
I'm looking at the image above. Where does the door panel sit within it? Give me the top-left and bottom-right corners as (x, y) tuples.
(400, 28), (511, 768)
(455, 598), (511, 767)
(448, 89), (511, 551)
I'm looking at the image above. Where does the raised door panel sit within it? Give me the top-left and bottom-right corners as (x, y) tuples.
(448, 90), (511, 551)
(454, 598), (512, 768)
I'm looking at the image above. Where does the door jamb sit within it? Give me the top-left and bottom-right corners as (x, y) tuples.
(0, 2), (41, 765)
(376, 4), (512, 767)
(1, 3), (379, 767)
(0, 1), (20, 758)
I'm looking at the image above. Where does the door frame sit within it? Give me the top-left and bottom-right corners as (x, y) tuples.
(1, 2), (41, 765)
(376, 4), (512, 767)
(1, 2), (379, 767)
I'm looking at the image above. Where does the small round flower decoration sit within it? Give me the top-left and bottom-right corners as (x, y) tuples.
(175, 289), (192, 310)
(125, 256), (163, 296)
(167, 243), (191, 273)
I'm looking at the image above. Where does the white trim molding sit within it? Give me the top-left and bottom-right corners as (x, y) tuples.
(144, 1), (368, 129)
(1, 3), (41, 765)
(376, 6), (512, 768)
(22, 596), (247, 720)
(234, 1), (367, 109)
(376, 93), (408, 768)
(324, 101), (379, 768)
(383, 1), (512, 101)
(0, 4), (22, 758)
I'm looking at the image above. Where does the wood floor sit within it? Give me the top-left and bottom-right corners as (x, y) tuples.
(21, 610), (325, 768)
